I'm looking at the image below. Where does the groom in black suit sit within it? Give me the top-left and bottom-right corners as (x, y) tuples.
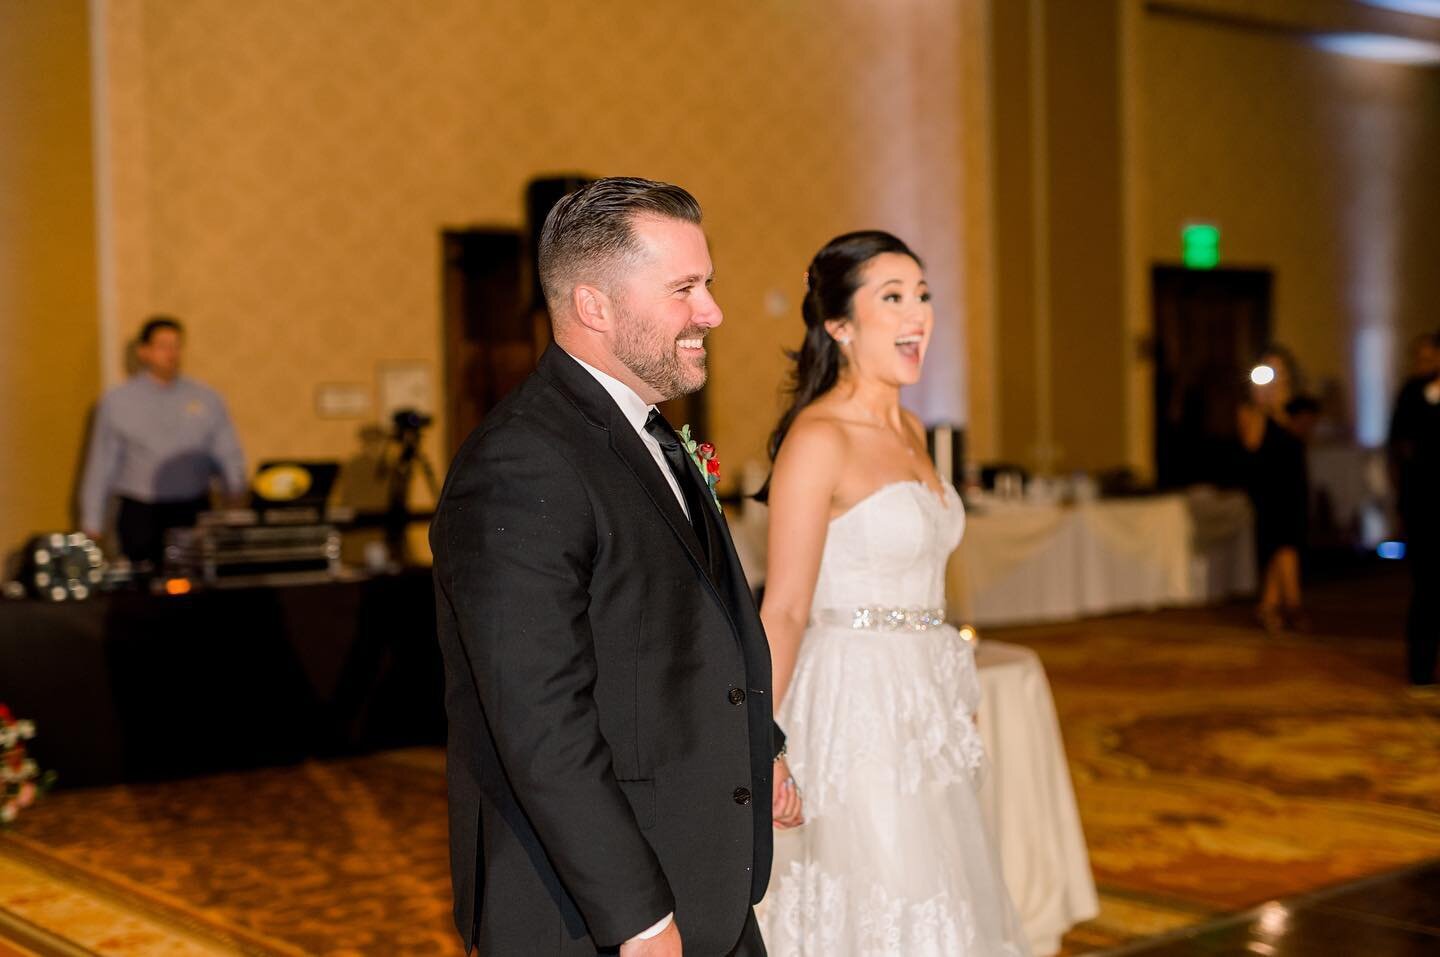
(431, 177), (801, 956)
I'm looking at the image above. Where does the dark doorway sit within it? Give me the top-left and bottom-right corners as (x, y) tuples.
(441, 229), (541, 455)
(1153, 265), (1273, 489)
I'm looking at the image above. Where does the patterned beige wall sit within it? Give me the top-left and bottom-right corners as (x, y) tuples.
(0, 0), (100, 549)
(92, 0), (986, 500)
(989, 0), (1130, 475)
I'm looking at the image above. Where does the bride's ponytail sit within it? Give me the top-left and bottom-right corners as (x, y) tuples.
(756, 230), (921, 502)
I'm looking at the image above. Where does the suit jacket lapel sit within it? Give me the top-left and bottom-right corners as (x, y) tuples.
(668, 448), (761, 642)
(681, 458), (727, 583)
(705, 494), (763, 626)
(536, 345), (713, 581)
(608, 424), (712, 577)
(697, 487), (774, 691)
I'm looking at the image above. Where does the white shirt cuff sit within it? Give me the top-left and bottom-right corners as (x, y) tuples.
(628, 912), (674, 942)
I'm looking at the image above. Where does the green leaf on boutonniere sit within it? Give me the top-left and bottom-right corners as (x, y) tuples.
(677, 423), (722, 514)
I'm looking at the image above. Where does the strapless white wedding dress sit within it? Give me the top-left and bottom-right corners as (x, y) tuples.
(758, 481), (1030, 956)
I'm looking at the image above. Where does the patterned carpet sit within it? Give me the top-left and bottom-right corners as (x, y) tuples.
(0, 751), (454, 955)
(2, 566), (1437, 955)
(1035, 566), (1440, 953)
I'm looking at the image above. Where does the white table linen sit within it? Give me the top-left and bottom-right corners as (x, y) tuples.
(977, 640), (1099, 956)
(950, 492), (1254, 627)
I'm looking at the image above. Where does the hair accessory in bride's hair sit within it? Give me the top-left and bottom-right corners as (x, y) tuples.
(802, 269), (810, 290)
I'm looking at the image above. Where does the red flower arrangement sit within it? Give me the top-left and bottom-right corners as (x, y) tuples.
(1, 703), (54, 825)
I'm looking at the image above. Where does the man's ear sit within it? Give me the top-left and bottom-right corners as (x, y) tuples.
(573, 284), (611, 333)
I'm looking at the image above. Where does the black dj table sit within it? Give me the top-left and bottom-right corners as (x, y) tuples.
(0, 571), (444, 788)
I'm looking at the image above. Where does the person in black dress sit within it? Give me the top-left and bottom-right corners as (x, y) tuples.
(1239, 349), (1310, 633)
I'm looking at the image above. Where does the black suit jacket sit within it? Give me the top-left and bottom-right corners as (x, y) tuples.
(431, 344), (782, 955)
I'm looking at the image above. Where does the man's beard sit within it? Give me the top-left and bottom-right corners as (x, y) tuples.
(612, 305), (708, 401)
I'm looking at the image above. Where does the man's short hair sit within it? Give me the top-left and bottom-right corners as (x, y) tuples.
(537, 177), (702, 316)
(139, 315), (183, 343)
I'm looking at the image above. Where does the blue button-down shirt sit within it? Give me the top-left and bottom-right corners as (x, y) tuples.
(79, 374), (247, 530)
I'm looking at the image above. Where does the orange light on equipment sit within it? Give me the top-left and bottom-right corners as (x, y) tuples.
(164, 578), (193, 596)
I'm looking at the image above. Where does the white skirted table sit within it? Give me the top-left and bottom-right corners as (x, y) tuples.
(976, 640), (1098, 956)
(949, 490), (1255, 627)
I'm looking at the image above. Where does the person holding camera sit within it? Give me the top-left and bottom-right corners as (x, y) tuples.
(1238, 348), (1311, 634)
(78, 316), (247, 568)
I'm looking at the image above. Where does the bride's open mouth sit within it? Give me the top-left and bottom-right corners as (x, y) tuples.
(895, 334), (923, 361)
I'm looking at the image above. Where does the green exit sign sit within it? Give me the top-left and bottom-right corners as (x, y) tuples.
(1183, 223), (1220, 269)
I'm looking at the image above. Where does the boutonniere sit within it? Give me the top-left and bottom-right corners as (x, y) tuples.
(678, 424), (722, 513)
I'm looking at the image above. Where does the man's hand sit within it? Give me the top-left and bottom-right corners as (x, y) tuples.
(619, 918), (682, 956)
(772, 757), (804, 829)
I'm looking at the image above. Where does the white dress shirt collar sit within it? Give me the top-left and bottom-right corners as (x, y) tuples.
(568, 353), (655, 431)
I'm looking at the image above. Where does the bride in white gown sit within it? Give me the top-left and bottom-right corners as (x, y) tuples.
(756, 232), (1030, 956)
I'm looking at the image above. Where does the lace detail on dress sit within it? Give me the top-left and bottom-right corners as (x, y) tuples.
(858, 882), (980, 956)
(781, 627), (986, 815)
(767, 859), (1028, 957)
(775, 860), (847, 953)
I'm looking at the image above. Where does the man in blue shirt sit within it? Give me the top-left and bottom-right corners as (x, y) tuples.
(79, 316), (248, 568)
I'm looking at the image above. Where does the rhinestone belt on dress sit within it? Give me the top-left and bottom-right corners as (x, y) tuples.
(813, 606), (949, 632)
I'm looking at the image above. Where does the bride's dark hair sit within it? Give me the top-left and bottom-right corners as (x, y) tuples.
(755, 230), (922, 502)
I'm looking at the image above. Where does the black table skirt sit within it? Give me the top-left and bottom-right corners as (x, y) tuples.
(0, 572), (444, 788)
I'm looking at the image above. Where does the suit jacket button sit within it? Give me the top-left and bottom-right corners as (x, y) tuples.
(733, 787), (752, 806)
(728, 687), (746, 705)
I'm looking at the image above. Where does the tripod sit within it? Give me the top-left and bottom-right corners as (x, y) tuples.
(379, 412), (440, 563)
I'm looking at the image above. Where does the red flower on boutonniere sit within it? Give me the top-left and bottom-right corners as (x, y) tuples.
(679, 426), (722, 512)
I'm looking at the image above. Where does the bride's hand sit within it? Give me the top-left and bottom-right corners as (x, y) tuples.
(772, 757), (804, 829)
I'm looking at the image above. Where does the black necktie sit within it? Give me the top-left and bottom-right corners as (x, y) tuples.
(644, 409), (711, 550)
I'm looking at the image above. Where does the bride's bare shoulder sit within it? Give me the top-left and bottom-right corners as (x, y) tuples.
(775, 405), (849, 471)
